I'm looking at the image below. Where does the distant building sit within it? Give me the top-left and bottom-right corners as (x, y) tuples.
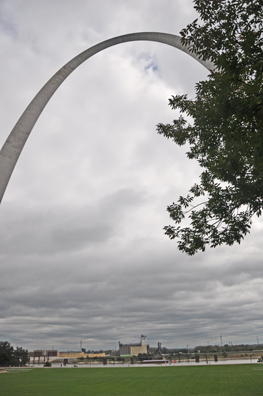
(33, 350), (43, 358)
(33, 349), (58, 357)
(33, 349), (105, 359)
(48, 350), (59, 357)
(59, 351), (105, 358)
(119, 336), (148, 356)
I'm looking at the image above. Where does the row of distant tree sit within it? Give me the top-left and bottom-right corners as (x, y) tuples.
(0, 341), (29, 367)
(148, 344), (263, 355)
(194, 344), (263, 354)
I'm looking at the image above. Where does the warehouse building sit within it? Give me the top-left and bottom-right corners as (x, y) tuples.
(119, 336), (148, 356)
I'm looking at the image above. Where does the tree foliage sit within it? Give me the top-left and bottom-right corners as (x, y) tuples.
(157, 0), (263, 254)
(0, 341), (29, 367)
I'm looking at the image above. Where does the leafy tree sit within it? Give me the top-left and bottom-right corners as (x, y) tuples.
(0, 341), (14, 366)
(157, 0), (263, 254)
(0, 341), (29, 367)
(13, 346), (30, 366)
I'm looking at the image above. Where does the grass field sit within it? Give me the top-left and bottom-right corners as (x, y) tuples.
(1, 364), (263, 396)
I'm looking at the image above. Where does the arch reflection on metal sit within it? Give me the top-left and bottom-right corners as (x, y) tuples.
(0, 32), (214, 203)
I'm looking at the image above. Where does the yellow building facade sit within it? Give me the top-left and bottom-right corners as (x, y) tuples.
(58, 352), (105, 358)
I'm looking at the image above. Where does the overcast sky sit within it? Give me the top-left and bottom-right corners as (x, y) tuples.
(0, 0), (262, 353)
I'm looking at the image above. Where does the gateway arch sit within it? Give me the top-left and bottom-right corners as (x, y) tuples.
(0, 32), (214, 204)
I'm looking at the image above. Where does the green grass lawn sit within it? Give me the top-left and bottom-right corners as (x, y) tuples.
(1, 364), (263, 396)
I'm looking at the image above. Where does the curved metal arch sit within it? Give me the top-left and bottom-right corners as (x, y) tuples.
(0, 32), (214, 203)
